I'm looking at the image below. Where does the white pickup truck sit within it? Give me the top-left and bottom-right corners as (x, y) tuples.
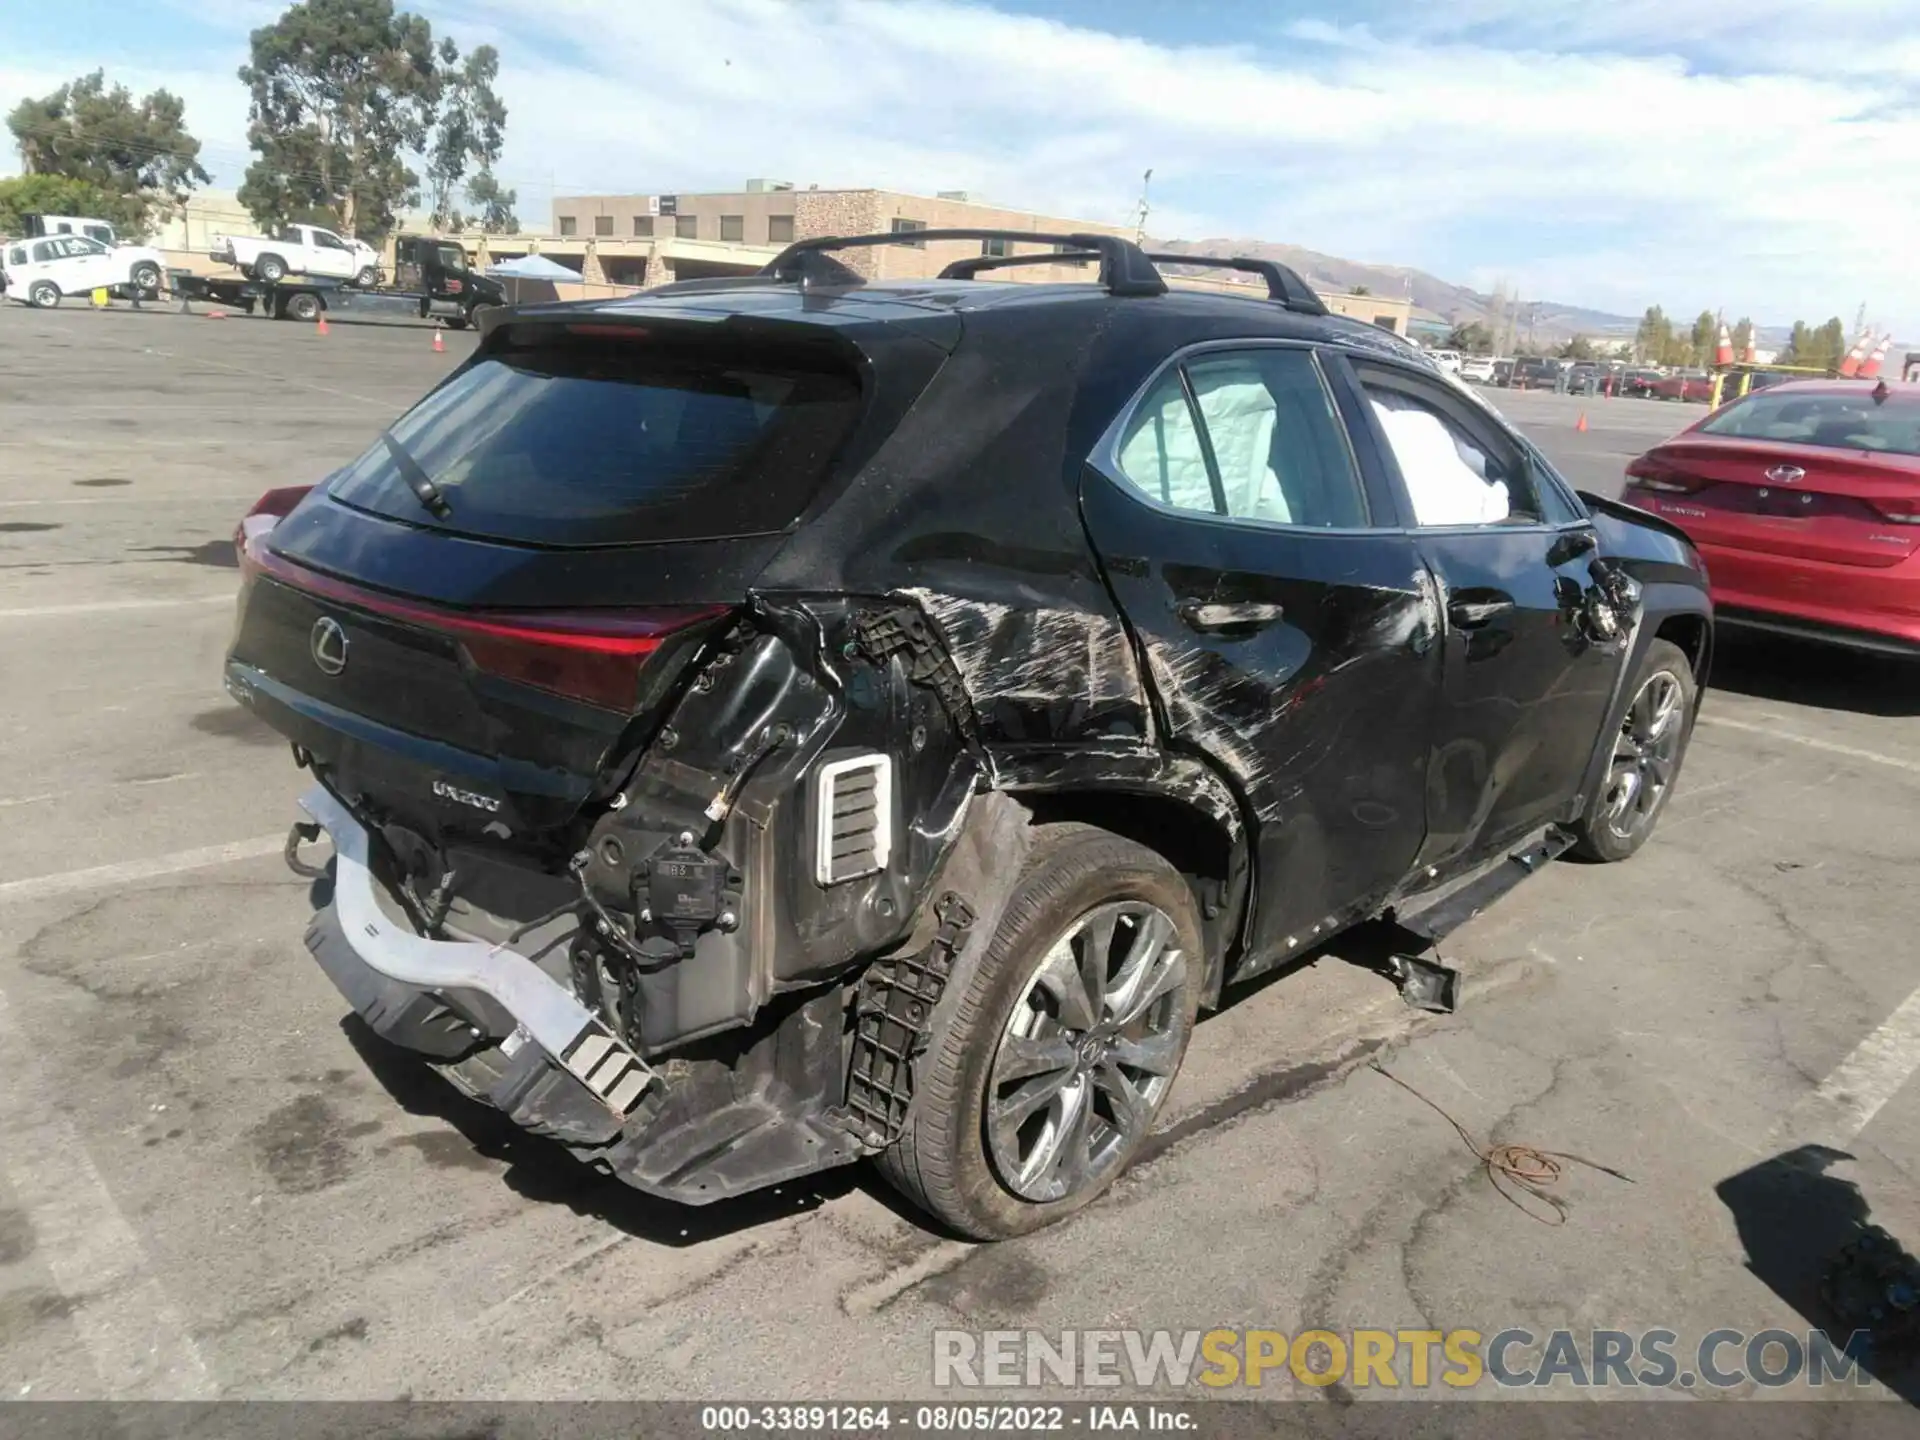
(211, 224), (382, 286)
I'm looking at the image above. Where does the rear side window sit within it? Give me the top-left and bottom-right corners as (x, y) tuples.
(1112, 348), (1368, 528)
(1699, 390), (1920, 457)
(327, 327), (864, 546)
(1115, 372), (1215, 512)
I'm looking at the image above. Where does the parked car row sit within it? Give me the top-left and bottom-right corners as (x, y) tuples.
(1441, 355), (1775, 404)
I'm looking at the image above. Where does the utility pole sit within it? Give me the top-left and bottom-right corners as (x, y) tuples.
(1131, 169), (1153, 245)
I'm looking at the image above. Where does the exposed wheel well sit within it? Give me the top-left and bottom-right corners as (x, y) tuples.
(1015, 788), (1243, 1002)
(1655, 612), (1711, 685)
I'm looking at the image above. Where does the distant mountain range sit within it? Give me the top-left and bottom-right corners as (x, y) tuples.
(1153, 237), (1657, 344)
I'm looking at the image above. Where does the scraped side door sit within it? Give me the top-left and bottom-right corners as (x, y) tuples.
(1080, 341), (1443, 973)
(1336, 355), (1626, 866)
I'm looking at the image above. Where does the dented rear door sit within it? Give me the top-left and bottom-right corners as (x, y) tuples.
(1080, 342), (1442, 972)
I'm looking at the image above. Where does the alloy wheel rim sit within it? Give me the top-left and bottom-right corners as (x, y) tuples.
(985, 901), (1187, 1203)
(1603, 669), (1684, 839)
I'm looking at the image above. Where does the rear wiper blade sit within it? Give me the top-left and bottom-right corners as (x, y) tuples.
(381, 432), (452, 518)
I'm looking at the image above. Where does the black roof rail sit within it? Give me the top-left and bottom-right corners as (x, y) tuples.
(762, 229), (1167, 297)
(1141, 252), (1328, 316)
(937, 251), (1099, 281)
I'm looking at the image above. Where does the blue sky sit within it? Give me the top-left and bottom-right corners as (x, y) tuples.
(6, 0), (1918, 333)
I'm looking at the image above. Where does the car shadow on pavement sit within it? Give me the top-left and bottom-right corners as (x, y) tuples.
(1715, 1144), (1920, 1403)
(341, 1016), (870, 1247)
(1709, 631), (1920, 718)
(334, 914), (1429, 1248)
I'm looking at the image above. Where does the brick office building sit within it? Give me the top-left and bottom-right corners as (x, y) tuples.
(536, 180), (1415, 332)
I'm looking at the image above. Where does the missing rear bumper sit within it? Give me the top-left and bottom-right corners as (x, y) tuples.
(297, 786), (866, 1202)
(297, 783), (654, 1121)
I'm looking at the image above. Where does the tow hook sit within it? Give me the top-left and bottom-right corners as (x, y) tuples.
(284, 819), (328, 879)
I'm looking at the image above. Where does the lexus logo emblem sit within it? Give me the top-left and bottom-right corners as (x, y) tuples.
(310, 616), (348, 675)
(1766, 464), (1805, 483)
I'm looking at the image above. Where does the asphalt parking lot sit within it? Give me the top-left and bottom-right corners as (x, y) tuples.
(2, 302), (1917, 1406)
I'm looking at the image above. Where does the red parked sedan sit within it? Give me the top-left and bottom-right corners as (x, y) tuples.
(1650, 371), (1714, 402)
(1621, 380), (1920, 655)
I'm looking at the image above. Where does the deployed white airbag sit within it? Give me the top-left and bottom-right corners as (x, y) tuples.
(1190, 365), (1291, 524)
(1370, 393), (1510, 525)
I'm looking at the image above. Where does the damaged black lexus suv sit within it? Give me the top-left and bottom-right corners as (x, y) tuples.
(227, 231), (1711, 1239)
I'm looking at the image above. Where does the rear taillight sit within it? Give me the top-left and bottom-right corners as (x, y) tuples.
(234, 485), (314, 552)
(1624, 457), (1707, 494)
(247, 545), (725, 710)
(455, 610), (727, 709)
(1869, 498), (1920, 525)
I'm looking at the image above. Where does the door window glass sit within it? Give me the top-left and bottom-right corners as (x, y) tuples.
(1359, 378), (1542, 526)
(1114, 372), (1215, 513)
(1112, 350), (1369, 528)
(1184, 351), (1367, 528)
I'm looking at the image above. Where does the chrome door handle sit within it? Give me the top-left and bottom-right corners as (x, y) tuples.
(1177, 601), (1284, 633)
(1446, 596), (1515, 629)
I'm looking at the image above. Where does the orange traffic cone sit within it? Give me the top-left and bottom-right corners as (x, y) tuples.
(1839, 334), (1870, 377)
(1741, 329), (1757, 364)
(1859, 334), (1892, 379)
(432, 325), (445, 354)
(316, 312), (329, 336)
(1714, 323), (1734, 367)
(1576, 411), (1589, 433)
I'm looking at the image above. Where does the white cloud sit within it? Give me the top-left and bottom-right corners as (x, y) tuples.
(5, 0), (1917, 332)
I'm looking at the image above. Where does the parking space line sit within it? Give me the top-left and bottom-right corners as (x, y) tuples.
(1774, 985), (1920, 1149)
(0, 597), (233, 620)
(0, 987), (215, 1397)
(108, 341), (394, 410)
(0, 835), (285, 907)
(1699, 714), (1920, 776)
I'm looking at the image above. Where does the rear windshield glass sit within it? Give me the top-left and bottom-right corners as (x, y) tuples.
(327, 326), (863, 546)
(1699, 389), (1920, 458)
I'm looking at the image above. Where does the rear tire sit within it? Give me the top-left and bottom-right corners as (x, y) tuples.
(1571, 638), (1697, 862)
(28, 281), (59, 308)
(285, 292), (322, 323)
(255, 254), (288, 283)
(876, 824), (1201, 1239)
(130, 261), (161, 296)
